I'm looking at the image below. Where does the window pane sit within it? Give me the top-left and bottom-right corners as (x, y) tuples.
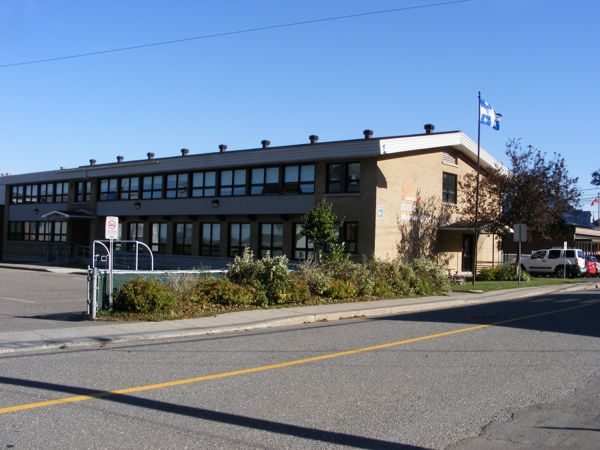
(273, 224), (283, 248)
(265, 167), (279, 184)
(221, 170), (232, 185)
(300, 165), (315, 182)
(241, 224), (250, 244)
(205, 171), (216, 187)
(252, 168), (264, 184)
(347, 163), (360, 193)
(285, 166), (298, 182)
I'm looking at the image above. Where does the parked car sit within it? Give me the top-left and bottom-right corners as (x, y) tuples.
(586, 256), (599, 277)
(520, 248), (586, 277)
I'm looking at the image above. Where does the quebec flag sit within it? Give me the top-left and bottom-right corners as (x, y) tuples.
(480, 97), (502, 130)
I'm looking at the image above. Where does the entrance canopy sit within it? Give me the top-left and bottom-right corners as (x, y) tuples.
(41, 209), (96, 221)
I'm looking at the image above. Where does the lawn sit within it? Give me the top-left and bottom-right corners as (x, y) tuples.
(450, 277), (592, 293)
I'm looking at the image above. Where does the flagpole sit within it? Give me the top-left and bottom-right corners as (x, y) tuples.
(597, 192), (599, 231)
(472, 91), (482, 285)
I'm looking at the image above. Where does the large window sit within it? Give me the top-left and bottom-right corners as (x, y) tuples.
(24, 184), (38, 203)
(75, 181), (92, 202)
(327, 162), (360, 193)
(53, 222), (68, 242)
(37, 222), (52, 241)
(220, 169), (247, 196)
(151, 223), (168, 253)
(260, 223), (283, 257)
(228, 223), (251, 257)
(120, 177), (140, 200)
(55, 182), (69, 202)
(10, 186), (23, 204)
(23, 222), (37, 241)
(166, 173), (189, 198)
(293, 224), (314, 260)
(127, 222), (144, 252)
(128, 222), (144, 241)
(174, 223), (193, 255)
(283, 164), (315, 194)
(442, 172), (457, 204)
(340, 222), (359, 254)
(200, 223), (220, 256)
(39, 183), (54, 203)
(251, 167), (280, 195)
(8, 222), (23, 240)
(142, 175), (163, 199)
(99, 178), (118, 201)
(7, 221), (67, 242)
(192, 171), (217, 198)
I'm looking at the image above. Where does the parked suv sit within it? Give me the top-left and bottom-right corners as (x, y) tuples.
(521, 248), (586, 277)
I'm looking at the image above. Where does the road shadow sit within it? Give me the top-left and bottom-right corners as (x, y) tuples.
(375, 290), (600, 339)
(0, 376), (424, 449)
(14, 311), (88, 322)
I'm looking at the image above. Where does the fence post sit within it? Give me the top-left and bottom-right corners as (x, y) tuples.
(91, 266), (98, 320)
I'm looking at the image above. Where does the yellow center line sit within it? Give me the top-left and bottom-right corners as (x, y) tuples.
(0, 302), (593, 415)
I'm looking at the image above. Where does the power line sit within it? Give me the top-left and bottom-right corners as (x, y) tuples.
(0, 0), (471, 69)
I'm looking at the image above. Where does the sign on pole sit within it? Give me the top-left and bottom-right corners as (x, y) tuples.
(105, 216), (119, 240)
(513, 223), (528, 243)
(105, 216), (119, 309)
(513, 223), (528, 285)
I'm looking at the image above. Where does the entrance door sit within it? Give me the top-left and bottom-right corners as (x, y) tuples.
(462, 234), (474, 272)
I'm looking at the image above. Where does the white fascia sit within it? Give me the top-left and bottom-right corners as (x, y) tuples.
(379, 132), (507, 173)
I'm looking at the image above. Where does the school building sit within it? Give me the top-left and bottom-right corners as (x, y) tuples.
(0, 126), (505, 271)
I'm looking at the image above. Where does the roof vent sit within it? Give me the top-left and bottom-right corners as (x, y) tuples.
(116, 156), (124, 163)
(89, 159), (96, 166)
(309, 135), (319, 144)
(147, 152), (155, 160)
(261, 139), (270, 149)
(424, 123), (435, 134)
(363, 129), (373, 139)
(181, 148), (189, 157)
(219, 144), (227, 153)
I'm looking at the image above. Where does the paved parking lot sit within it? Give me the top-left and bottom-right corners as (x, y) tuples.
(0, 267), (104, 332)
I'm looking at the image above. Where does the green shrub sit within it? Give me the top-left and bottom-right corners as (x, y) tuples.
(113, 278), (177, 314)
(298, 266), (333, 296)
(227, 249), (293, 304)
(369, 260), (414, 296)
(191, 277), (262, 307)
(478, 264), (532, 281)
(284, 275), (312, 304)
(477, 267), (496, 281)
(411, 258), (451, 294)
(226, 248), (261, 286)
(324, 279), (359, 300)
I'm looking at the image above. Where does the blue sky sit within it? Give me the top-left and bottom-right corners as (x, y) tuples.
(1, 0), (599, 214)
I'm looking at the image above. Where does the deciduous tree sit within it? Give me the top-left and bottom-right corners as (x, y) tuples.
(459, 139), (580, 240)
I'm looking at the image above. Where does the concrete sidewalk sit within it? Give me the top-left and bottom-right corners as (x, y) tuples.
(0, 281), (595, 354)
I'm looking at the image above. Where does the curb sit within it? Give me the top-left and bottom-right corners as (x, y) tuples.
(0, 282), (594, 355)
(0, 264), (88, 275)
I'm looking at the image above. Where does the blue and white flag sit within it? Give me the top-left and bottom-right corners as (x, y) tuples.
(480, 97), (502, 130)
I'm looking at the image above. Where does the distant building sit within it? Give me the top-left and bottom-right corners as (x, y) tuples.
(564, 209), (593, 227)
(1, 126), (505, 271)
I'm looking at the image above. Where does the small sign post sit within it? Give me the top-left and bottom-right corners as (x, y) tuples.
(513, 224), (528, 284)
(563, 241), (568, 279)
(105, 216), (119, 309)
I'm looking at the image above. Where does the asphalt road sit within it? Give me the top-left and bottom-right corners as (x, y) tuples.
(0, 267), (98, 332)
(1, 289), (599, 449)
